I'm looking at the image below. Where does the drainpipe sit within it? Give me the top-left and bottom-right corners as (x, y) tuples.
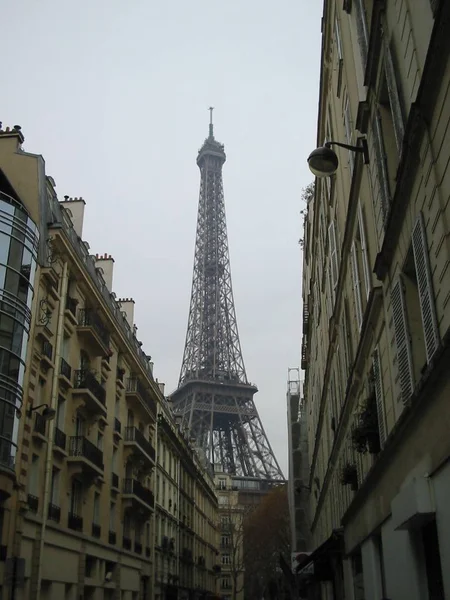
(33, 261), (69, 600)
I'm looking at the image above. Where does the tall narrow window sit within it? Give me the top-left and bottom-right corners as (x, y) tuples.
(70, 479), (83, 516)
(391, 278), (414, 402)
(350, 241), (363, 330)
(372, 348), (387, 446)
(329, 221), (339, 288)
(50, 467), (60, 506)
(29, 454), (39, 496)
(93, 492), (100, 525)
(109, 502), (116, 532)
(357, 203), (372, 300)
(411, 212), (440, 362)
(335, 17), (344, 97)
(344, 95), (355, 172)
(56, 396), (65, 431)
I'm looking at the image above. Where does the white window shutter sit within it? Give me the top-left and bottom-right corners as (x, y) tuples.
(326, 266), (333, 320)
(412, 212), (440, 362)
(358, 203), (372, 300)
(329, 221), (339, 289)
(350, 241), (363, 330)
(372, 347), (386, 446)
(391, 278), (414, 402)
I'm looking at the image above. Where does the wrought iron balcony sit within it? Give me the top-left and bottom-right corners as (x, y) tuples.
(48, 503), (61, 522)
(126, 378), (157, 418)
(68, 512), (83, 532)
(54, 427), (67, 452)
(77, 308), (110, 355)
(303, 302), (309, 334)
(68, 436), (104, 476)
(92, 523), (101, 538)
(124, 426), (156, 466)
(109, 531), (117, 545)
(301, 337), (308, 371)
(123, 478), (155, 513)
(73, 370), (106, 416)
(59, 357), (72, 384)
(27, 494), (39, 513)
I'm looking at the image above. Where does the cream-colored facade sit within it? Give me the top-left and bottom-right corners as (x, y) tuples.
(154, 411), (219, 600)
(0, 127), (219, 600)
(301, 1), (450, 599)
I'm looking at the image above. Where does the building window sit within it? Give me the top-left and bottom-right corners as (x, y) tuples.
(422, 520), (445, 599)
(343, 94), (355, 172)
(335, 17), (344, 96)
(391, 212), (440, 402)
(97, 431), (103, 451)
(352, 551), (365, 600)
(109, 502), (116, 532)
(221, 554), (231, 565)
(50, 467), (60, 507)
(93, 492), (100, 526)
(70, 479), (83, 516)
(29, 454), (39, 497)
(372, 348), (387, 446)
(218, 478), (226, 490)
(329, 221), (339, 289)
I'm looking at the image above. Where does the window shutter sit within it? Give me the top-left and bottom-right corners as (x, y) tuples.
(372, 111), (391, 222)
(391, 278), (414, 402)
(358, 203), (372, 299)
(350, 241), (363, 330)
(412, 212), (440, 362)
(329, 221), (339, 289)
(372, 347), (386, 446)
(326, 266), (333, 320)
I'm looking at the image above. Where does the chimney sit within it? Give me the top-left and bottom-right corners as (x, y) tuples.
(95, 253), (114, 290)
(0, 124), (25, 148)
(118, 298), (135, 326)
(60, 196), (86, 238)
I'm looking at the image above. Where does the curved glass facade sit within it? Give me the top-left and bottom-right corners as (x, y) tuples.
(0, 191), (39, 471)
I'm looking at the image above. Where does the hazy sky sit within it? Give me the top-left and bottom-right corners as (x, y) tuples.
(3, 0), (322, 475)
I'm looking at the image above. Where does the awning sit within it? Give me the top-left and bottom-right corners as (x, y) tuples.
(296, 528), (344, 578)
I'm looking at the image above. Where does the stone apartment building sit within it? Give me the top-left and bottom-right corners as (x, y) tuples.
(154, 410), (219, 600)
(0, 126), (219, 600)
(300, 1), (450, 599)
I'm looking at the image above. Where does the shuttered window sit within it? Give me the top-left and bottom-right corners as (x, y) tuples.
(372, 111), (391, 223)
(372, 347), (386, 446)
(329, 221), (339, 288)
(411, 212), (440, 362)
(384, 43), (404, 152)
(358, 203), (372, 299)
(350, 241), (363, 330)
(391, 278), (414, 402)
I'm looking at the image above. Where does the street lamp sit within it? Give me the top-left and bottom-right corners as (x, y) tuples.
(27, 403), (56, 421)
(307, 138), (369, 177)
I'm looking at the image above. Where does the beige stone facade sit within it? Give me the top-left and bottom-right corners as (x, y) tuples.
(0, 128), (219, 600)
(154, 412), (219, 600)
(300, 1), (450, 599)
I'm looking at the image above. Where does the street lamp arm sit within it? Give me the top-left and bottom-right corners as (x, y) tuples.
(325, 138), (369, 164)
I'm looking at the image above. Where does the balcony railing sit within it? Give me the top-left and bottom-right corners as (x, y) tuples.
(303, 302), (309, 334)
(123, 478), (155, 509)
(111, 473), (119, 489)
(34, 413), (47, 436)
(27, 494), (39, 513)
(69, 436), (104, 470)
(74, 370), (106, 405)
(123, 536), (132, 551)
(42, 340), (53, 361)
(54, 427), (67, 451)
(114, 418), (122, 435)
(126, 378), (157, 416)
(48, 503), (61, 522)
(68, 512), (83, 531)
(78, 308), (110, 349)
(124, 427), (156, 462)
(60, 357), (72, 381)
(0, 438), (14, 471)
(66, 296), (78, 317)
(92, 523), (101, 538)
(109, 531), (117, 545)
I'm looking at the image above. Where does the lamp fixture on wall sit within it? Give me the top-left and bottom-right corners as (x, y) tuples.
(307, 138), (369, 177)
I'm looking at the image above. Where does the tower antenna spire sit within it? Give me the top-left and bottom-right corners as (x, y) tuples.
(208, 106), (214, 138)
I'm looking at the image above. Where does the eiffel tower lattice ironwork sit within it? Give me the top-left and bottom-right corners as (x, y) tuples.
(172, 111), (284, 481)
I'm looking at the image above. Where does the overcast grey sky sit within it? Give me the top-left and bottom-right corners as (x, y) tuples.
(3, 0), (322, 474)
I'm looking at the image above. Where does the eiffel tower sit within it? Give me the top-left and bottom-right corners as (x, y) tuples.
(172, 110), (284, 482)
